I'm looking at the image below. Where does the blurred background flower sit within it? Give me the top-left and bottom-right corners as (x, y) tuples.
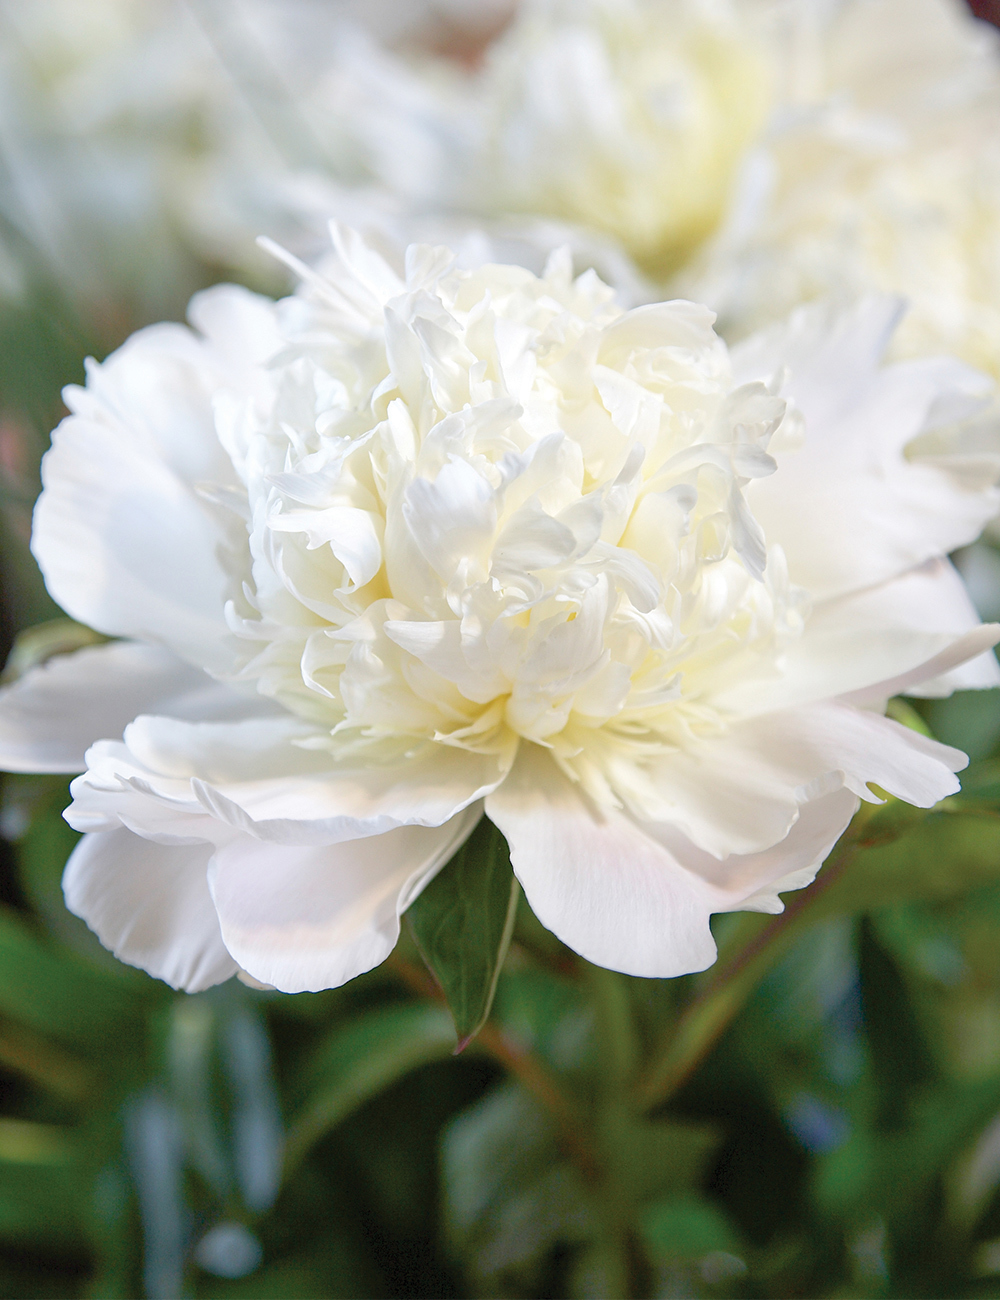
(681, 0), (1000, 380)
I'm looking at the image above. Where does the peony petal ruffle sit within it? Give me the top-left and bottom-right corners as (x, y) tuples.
(209, 806), (481, 993)
(637, 702), (966, 859)
(737, 299), (1000, 601)
(0, 642), (208, 773)
(486, 745), (859, 978)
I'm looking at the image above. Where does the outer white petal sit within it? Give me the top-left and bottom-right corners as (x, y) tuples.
(836, 630), (1000, 706)
(158, 722), (510, 845)
(715, 558), (1000, 716)
(30, 287), (280, 671)
(0, 641), (276, 776)
(191, 748), (506, 845)
(63, 829), (238, 993)
(912, 648), (1000, 697)
(820, 558), (1000, 699)
(486, 746), (859, 978)
(33, 412), (232, 670)
(65, 771), (218, 844)
(209, 806), (481, 993)
(642, 788), (862, 918)
(66, 715), (511, 847)
(737, 299), (1000, 599)
(62, 717), (317, 842)
(0, 642), (206, 773)
(642, 703), (966, 859)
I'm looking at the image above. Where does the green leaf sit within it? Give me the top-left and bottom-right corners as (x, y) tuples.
(640, 1195), (743, 1261)
(406, 815), (518, 1048)
(284, 1002), (456, 1174)
(441, 1081), (593, 1292)
(0, 905), (149, 1056)
(0, 618), (107, 684)
(817, 810), (1000, 917)
(601, 1111), (721, 1204)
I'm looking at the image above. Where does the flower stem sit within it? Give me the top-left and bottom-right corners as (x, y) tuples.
(0, 1012), (92, 1101)
(584, 962), (639, 1090)
(583, 962), (642, 1298)
(386, 952), (598, 1177)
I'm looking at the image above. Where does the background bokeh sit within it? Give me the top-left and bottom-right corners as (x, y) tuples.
(4, 4), (1000, 1298)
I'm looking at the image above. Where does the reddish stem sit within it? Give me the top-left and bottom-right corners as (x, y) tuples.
(386, 952), (598, 1177)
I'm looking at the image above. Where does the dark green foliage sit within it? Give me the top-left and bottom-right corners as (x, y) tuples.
(284, 1001), (458, 1172)
(407, 815), (519, 1048)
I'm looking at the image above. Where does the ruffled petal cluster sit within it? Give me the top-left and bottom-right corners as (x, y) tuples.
(1, 229), (998, 991)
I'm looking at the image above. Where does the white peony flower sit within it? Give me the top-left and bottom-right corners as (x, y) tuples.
(312, 0), (769, 282)
(682, 0), (1000, 378)
(1, 229), (999, 993)
(312, 0), (1000, 378)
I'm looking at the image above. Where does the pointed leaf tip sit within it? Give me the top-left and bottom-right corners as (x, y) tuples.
(406, 816), (518, 1047)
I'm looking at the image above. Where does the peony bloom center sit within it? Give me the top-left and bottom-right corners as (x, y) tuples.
(227, 233), (796, 814)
